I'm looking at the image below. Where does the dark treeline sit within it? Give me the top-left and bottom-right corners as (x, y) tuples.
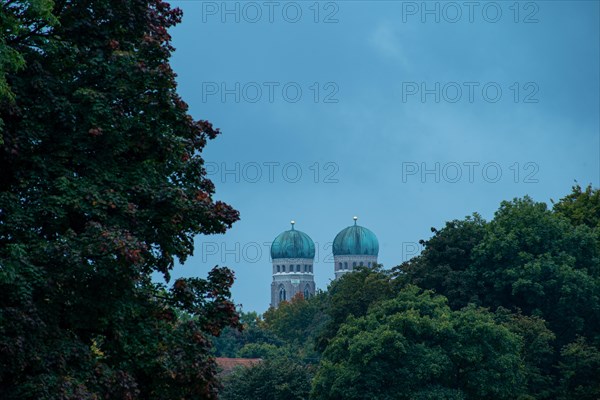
(216, 185), (600, 400)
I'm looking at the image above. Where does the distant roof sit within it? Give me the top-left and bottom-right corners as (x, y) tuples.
(216, 357), (262, 376)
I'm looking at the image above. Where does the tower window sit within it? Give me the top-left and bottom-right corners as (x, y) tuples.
(296, 264), (301, 272)
(360, 261), (363, 266)
(338, 262), (342, 270)
(309, 265), (312, 273)
(368, 262), (371, 267)
(304, 285), (310, 299)
(344, 262), (348, 270)
(277, 265), (280, 272)
(279, 285), (286, 302)
(353, 262), (357, 268)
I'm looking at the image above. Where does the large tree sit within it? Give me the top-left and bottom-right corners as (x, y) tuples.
(398, 196), (600, 347)
(312, 286), (528, 400)
(0, 1), (239, 398)
(220, 356), (313, 400)
(397, 192), (600, 398)
(394, 215), (487, 310)
(316, 265), (394, 351)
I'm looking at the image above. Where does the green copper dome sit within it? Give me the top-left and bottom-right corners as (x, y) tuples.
(271, 222), (315, 259)
(333, 218), (379, 256)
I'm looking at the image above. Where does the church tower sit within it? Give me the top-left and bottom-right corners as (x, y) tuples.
(332, 217), (379, 279)
(270, 221), (316, 308)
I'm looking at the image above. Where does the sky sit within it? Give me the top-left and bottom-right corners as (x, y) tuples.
(162, 0), (600, 312)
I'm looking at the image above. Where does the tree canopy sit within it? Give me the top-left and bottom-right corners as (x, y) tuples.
(1, 1), (239, 398)
(312, 286), (528, 400)
(398, 194), (600, 348)
(219, 186), (600, 400)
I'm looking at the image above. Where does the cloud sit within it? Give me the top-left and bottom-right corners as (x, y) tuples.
(369, 23), (408, 67)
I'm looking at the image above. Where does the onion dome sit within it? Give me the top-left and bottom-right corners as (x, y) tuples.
(333, 217), (379, 256)
(271, 221), (315, 259)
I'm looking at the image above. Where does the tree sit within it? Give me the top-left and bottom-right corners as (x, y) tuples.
(316, 265), (394, 351)
(212, 311), (284, 358)
(494, 308), (556, 399)
(0, 0), (57, 106)
(237, 342), (286, 359)
(263, 292), (328, 361)
(557, 337), (600, 400)
(395, 214), (487, 309)
(472, 197), (600, 346)
(220, 356), (313, 400)
(0, 1), (239, 398)
(400, 196), (600, 347)
(396, 193), (600, 399)
(553, 184), (600, 229)
(312, 286), (527, 400)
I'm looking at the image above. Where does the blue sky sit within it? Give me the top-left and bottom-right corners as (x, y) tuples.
(164, 0), (599, 312)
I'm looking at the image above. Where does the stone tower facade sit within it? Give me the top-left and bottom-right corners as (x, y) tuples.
(270, 222), (316, 308)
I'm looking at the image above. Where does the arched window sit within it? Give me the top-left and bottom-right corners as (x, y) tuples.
(359, 261), (364, 266)
(276, 265), (280, 273)
(309, 265), (312, 273)
(279, 286), (286, 302)
(338, 262), (342, 270)
(344, 262), (348, 270)
(368, 262), (371, 267)
(352, 262), (357, 268)
(304, 285), (310, 299)
(296, 264), (301, 272)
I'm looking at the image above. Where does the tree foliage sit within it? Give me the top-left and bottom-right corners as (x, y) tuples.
(399, 195), (600, 346)
(395, 215), (487, 309)
(263, 292), (328, 359)
(0, 0), (57, 106)
(396, 189), (600, 399)
(316, 265), (393, 351)
(557, 336), (600, 399)
(553, 183), (600, 228)
(212, 311), (284, 358)
(0, 1), (239, 398)
(220, 356), (313, 400)
(214, 189), (600, 399)
(312, 286), (528, 400)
